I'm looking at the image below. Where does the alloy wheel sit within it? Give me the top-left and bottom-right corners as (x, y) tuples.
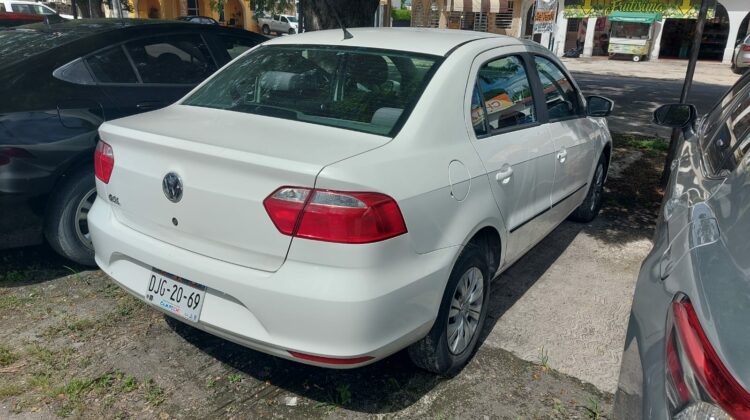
(447, 266), (484, 355)
(591, 163), (605, 212)
(75, 188), (97, 250)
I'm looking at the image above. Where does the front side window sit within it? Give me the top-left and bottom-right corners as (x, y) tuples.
(703, 86), (750, 175)
(473, 55), (536, 133)
(124, 34), (216, 84)
(535, 56), (581, 120)
(183, 45), (442, 136)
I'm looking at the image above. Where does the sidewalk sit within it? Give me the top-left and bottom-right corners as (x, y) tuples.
(562, 56), (741, 87)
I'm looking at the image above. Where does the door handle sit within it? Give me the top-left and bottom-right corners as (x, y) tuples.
(557, 149), (568, 163)
(495, 165), (513, 185)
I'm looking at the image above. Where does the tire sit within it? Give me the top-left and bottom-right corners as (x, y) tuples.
(288, 28), (296, 35)
(44, 168), (97, 266)
(632, 55), (641, 62)
(408, 244), (490, 376)
(261, 24), (270, 35)
(569, 155), (606, 223)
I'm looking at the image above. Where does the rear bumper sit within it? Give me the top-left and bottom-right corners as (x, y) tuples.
(89, 197), (456, 368)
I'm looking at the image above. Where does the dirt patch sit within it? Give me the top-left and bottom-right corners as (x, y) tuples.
(0, 139), (666, 419)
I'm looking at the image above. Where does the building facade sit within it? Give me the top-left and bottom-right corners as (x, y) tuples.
(133, 0), (258, 31)
(411, 0), (750, 63)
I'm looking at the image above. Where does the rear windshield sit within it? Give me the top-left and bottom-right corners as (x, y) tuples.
(0, 29), (78, 66)
(182, 45), (442, 136)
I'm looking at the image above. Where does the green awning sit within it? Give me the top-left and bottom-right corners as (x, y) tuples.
(608, 11), (662, 24)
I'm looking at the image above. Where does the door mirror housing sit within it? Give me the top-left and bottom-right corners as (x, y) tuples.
(653, 104), (697, 128)
(586, 96), (614, 117)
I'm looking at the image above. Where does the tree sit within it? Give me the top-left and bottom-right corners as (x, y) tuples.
(252, 0), (380, 31)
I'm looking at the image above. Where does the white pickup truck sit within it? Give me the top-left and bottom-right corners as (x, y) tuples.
(257, 13), (298, 35)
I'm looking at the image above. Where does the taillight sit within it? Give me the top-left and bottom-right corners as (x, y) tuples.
(94, 140), (114, 184)
(263, 187), (407, 244)
(666, 296), (750, 419)
(742, 45), (750, 52)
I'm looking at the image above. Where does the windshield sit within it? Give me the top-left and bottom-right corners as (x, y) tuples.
(610, 22), (649, 39)
(183, 45), (442, 136)
(287, 16), (297, 22)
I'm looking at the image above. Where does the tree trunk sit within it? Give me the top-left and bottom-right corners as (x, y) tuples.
(301, 0), (379, 31)
(75, 0), (105, 17)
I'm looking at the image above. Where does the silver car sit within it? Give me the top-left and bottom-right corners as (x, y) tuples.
(732, 34), (750, 75)
(614, 73), (750, 417)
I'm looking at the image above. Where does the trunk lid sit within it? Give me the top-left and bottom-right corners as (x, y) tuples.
(98, 105), (389, 272)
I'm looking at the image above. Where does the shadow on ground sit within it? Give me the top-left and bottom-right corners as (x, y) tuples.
(0, 244), (87, 287)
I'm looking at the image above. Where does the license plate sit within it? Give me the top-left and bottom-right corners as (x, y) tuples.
(145, 268), (206, 322)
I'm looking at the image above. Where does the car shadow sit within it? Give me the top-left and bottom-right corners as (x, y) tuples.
(0, 244), (88, 287)
(166, 220), (589, 415)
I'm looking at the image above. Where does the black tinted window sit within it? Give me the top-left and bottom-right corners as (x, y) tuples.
(704, 87), (750, 175)
(535, 56), (580, 120)
(183, 45), (441, 136)
(125, 34), (216, 84)
(217, 35), (258, 59)
(475, 55), (536, 132)
(86, 46), (138, 83)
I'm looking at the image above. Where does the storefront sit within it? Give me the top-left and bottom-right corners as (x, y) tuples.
(551, 0), (750, 63)
(410, 0), (524, 37)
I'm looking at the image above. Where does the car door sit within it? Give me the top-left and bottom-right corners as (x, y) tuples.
(467, 51), (556, 263)
(533, 55), (596, 218)
(85, 32), (218, 119)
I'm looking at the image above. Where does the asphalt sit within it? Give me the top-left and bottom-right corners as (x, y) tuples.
(565, 57), (741, 138)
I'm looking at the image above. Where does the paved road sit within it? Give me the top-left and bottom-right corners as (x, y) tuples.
(573, 72), (732, 137)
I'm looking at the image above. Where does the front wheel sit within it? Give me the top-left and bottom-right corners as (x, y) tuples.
(569, 155), (606, 223)
(261, 24), (270, 35)
(408, 245), (490, 376)
(632, 55), (641, 62)
(44, 168), (97, 266)
(288, 28), (296, 35)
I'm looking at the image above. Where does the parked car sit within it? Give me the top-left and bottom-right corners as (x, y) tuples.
(176, 15), (218, 25)
(732, 34), (750, 75)
(89, 28), (614, 374)
(0, 19), (266, 265)
(1, 0), (60, 16)
(614, 73), (750, 417)
(257, 13), (298, 35)
(0, 9), (64, 26)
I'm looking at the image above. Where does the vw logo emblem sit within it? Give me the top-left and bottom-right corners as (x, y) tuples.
(162, 172), (183, 203)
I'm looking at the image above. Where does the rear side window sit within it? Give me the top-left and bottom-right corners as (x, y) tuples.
(0, 4), (5, 12)
(472, 55), (536, 134)
(183, 45), (442, 137)
(11, 3), (34, 13)
(86, 46), (138, 83)
(124, 34), (216, 84)
(470, 84), (486, 136)
(704, 88), (750, 175)
(534, 56), (581, 120)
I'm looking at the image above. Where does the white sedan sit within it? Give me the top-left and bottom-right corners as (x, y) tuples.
(89, 28), (614, 375)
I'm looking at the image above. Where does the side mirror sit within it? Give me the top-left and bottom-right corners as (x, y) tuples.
(586, 95), (614, 117)
(653, 104), (697, 128)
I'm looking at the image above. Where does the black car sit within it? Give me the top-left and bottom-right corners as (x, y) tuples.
(0, 19), (266, 265)
(176, 15), (219, 25)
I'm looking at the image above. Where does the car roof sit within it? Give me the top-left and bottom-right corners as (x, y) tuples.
(266, 27), (525, 56)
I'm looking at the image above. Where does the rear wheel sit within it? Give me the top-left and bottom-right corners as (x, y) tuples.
(569, 155), (606, 223)
(408, 245), (490, 376)
(632, 55), (641, 62)
(44, 169), (97, 266)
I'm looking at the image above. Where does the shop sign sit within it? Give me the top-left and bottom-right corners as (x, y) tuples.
(563, 0), (714, 19)
(533, 0), (558, 33)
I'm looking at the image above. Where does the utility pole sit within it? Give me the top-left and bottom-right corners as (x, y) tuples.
(661, 0), (711, 185)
